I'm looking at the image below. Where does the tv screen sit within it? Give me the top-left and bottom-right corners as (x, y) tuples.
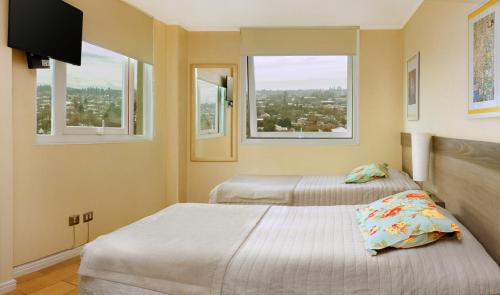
(8, 0), (83, 66)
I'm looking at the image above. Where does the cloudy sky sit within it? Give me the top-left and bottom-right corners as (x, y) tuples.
(37, 49), (349, 92)
(67, 43), (126, 90)
(254, 56), (348, 90)
(37, 42), (127, 90)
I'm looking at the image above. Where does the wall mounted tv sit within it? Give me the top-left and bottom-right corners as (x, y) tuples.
(8, 0), (83, 68)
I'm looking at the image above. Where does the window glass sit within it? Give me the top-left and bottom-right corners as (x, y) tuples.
(36, 66), (53, 135)
(197, 79), (220, 136)
(251, 56), (350, 138)
(66, 42), (127, 128)
(132, 60), (153, 135)
(35, 42), (154, 143)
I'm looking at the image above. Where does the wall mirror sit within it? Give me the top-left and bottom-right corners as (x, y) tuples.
(190, 64), (238, 162)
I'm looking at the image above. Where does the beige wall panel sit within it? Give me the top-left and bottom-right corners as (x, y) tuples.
(12, 19), (168, 265)
(0, 0), (14, 283)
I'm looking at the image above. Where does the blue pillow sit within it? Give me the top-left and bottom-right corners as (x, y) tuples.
(356, 190), (461, 255)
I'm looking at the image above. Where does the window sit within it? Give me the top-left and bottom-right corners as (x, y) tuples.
(195, 77), (226, 138)
(243, 55), (357, 143)
(36, 63), (53, 135)
(36, 42), (153, 143)
(66, 43), (127, 132)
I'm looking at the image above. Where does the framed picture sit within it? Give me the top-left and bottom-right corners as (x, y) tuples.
(468, 0), (500, 118)
(407, 53), (420, 121)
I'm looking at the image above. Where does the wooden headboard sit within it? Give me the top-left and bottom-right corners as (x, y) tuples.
(401, 133), (500, 264)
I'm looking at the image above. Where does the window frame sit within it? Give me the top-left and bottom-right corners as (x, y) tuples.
(35, 43), (154, 145)
(241, 55), (359, 145)
(62, 62), (129, 136)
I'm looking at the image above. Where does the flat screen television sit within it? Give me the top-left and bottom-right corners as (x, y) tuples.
(8, 0), (83, 67)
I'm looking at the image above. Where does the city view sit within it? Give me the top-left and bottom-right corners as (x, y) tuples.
(36, 85), (52, 135)
(65, 87), (123, 128)
(256, 87), (347, 132)
(253, 56), (349, 134)
(36, 85), (124, 134)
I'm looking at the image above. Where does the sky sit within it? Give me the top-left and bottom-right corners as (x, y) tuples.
(197, 79), (219, 104)
(67, 43), (126, 90)
(37, 42), (127, 90)
(254, 56), (348, 90)
(37, 49), (349, 92)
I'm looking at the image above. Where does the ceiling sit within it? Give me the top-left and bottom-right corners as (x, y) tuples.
(122, 0), (427, 31)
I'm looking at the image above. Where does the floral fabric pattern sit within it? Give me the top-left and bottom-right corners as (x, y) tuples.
(356, 190), (461, 255)
(345, 163), (389, 184)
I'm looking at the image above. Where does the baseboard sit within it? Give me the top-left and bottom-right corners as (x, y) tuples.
(13, 246), (83, 278)
(0, 279), (16, 294)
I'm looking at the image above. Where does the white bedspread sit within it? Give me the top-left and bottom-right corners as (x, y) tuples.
(209, 169), (419, 206)
(79, 203), (269, 295)
(222, 206), (500, 295)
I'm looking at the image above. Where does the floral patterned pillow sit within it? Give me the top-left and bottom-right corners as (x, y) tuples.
(356, 190), (461, 255)
(345, 163), (389, 184)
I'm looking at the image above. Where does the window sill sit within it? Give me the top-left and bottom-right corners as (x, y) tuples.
(36, 134), (153, 145)
(242, 137), (359, 145)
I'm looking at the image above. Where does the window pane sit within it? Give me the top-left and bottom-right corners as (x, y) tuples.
(197, 79), (220, 136)
(66, 42), (127, 128)
(253, 56), (348, 134)
(132, 60), (153, 135)
(36, 66), (52, 135)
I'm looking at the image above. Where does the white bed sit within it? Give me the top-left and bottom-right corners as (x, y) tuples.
(209, 168), (420, 206)
(79, 203), (500, 295)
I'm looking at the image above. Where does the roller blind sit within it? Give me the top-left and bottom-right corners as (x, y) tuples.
(64, 0), (154, 64)
(240, 27), (359, 56)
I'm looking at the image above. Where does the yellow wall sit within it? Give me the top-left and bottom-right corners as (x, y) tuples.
(0, 0), (14, 283)
(11, 21), (170, 266)
(165, 25), (188, 204)
(185, 30), (405, 202)
(403, 0), (500, 142)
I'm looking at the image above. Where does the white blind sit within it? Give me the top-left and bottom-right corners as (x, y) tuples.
(65, 0), (154, 64)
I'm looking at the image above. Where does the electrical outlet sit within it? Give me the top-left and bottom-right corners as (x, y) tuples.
(69, 215), (80, 226)
(83, 211), (93, 223)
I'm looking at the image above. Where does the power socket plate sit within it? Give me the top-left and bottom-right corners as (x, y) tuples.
(69, 215), (80, 226)
(83, 211), (93, 223)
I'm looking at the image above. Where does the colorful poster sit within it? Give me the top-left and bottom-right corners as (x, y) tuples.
(468, 1), (500, 118)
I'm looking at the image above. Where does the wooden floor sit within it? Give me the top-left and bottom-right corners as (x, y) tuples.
(6, 257), (80, 295)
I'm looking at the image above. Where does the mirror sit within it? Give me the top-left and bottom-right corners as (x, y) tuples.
(190, 64), (237, 162)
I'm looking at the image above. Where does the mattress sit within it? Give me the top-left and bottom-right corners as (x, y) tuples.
(79, 204), (500, 295)
(209, 168), (420, 206)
